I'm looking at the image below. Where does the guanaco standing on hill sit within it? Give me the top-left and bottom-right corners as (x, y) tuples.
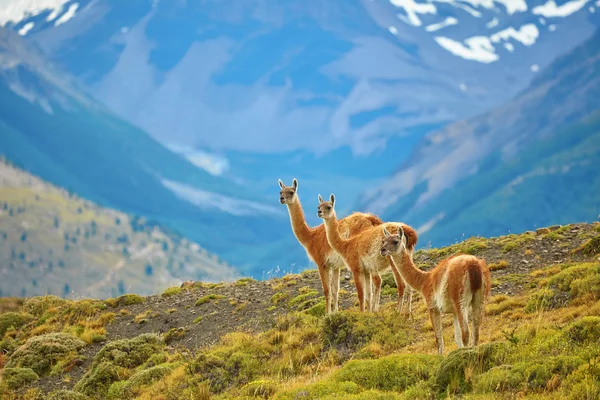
(317, 193), (416, 313)
(380, 225), (491, 354)
(278, 179), (383, 314)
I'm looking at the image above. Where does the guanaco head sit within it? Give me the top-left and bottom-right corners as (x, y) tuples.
(380, 225), (407, 256)
(317, 194), (336, 219)
(278, 178), (298, 205)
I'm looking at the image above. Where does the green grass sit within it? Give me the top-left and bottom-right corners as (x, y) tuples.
(195, 294), (226, 306)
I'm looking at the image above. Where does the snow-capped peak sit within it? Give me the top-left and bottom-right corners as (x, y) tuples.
(389, 0), (595, 64)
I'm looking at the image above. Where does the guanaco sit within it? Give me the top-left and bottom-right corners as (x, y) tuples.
(278, 179), (382, 313)
(380, 225), (491, 354)
(317, 193), (416, 313)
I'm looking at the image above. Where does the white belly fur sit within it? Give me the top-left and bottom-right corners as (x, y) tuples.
(433, 269), (450, 312)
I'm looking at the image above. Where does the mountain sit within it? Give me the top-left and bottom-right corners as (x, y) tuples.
(0, 27), (293, 277)
(360, 27), (600, 247)
(1, 1), (599, 276)
(0, 157), (240, 299)
(1, 0), (599, 207)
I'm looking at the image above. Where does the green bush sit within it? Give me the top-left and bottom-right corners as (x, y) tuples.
(474, 365), (524, 393)
(21, 295), (67, 317)
(48, 390), (89, 400)
(274, 381), (361, 400)
(107, 364), (176, 399)
(0, 312), (33, 337)
(333, 353), (441, 393)
(5, 333), (86, 376)
(435, 342), (509, 395)
(104, 294), (145, 308)
(74, 361), (122, 399)
(91, 333), (163, 369)
(1, 367), (39, 390)
(241, 380), (279, 399)
(567, 316), (600, 345)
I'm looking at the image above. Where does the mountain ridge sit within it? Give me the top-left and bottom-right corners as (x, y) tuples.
(359, 26), (600, 247)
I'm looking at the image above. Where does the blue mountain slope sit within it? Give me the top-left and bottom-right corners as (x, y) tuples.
(361, 28), (600, 248)
(0, 29), (288, 275)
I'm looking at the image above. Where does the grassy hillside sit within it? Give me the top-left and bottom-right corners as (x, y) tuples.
(0, 158), (239, 299)
(1, 222), (599, 399)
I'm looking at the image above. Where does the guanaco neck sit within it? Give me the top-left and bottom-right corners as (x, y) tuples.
(286, 198), (313, 244)
(322, 212), (348, 254)
(390, 250), (428, 296)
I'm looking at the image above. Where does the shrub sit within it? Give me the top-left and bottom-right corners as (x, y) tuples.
(91, 333), (163, 369)
(274, 381), (361, 400)
(74, 361), (122, 398)
(0, 312), (33, 337)
(241, 380), (279, 399)
(332, 353), (441, 393)
(104, 294), (145, 308)
(435, 342), (509, 395)
(5, 333), (86, 376)
(107, 364), (176, 399)
(1, 367), (39, 390)
(21, 295), (67, 317)
(474, 365), (524, 393)
(567, 316), (600, 345)
(48, 390), (89, 400)
(161, 287), (182, 297)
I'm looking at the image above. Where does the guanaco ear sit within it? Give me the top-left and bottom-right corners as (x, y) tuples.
(292, 178), (298, 191)
(278, 179), (285, 189)
(330, 194), (335, 207)
(382, 226), (391, 237)
(398, 225), (407, 246)
(318, 194), (324, 203)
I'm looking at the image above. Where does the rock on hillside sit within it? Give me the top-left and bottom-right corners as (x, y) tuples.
(1, 221), (599, 399)
(0, 158), (239, 299)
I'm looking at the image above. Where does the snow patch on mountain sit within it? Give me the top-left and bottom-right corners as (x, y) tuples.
(426, 16), (458, 32)
(387, 0), (590, 63)
(391, 0), (436, 27)
(435, 23), (538, 63)
(18, 22), (34, 35)
(486, 17), (500, 28)
(532, 0), (590, 17)
(54, 2), (78, 26)
(0, 0), (72, 26)
(161, 179), (281, 217)
(166, 144), (230, 177)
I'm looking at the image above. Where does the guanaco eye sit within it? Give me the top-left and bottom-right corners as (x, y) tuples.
(327, 206), (331, 210)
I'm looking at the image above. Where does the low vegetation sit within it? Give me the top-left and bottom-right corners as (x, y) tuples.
(1, 222), (599, 399)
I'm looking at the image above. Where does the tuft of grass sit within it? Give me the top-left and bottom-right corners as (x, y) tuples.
(164, 328), (186, 345)
(271, 292), (290, 305)
(234, 277), (256, 287)
(195, 294), (226, 306)
(133, 310), (160, 324)
(105, 294), (145, 308)
(161, 286), (182, 297)
(489, 260), (510, 271)
(47, 390), (89, 400)
(572, 235), (600, 256)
